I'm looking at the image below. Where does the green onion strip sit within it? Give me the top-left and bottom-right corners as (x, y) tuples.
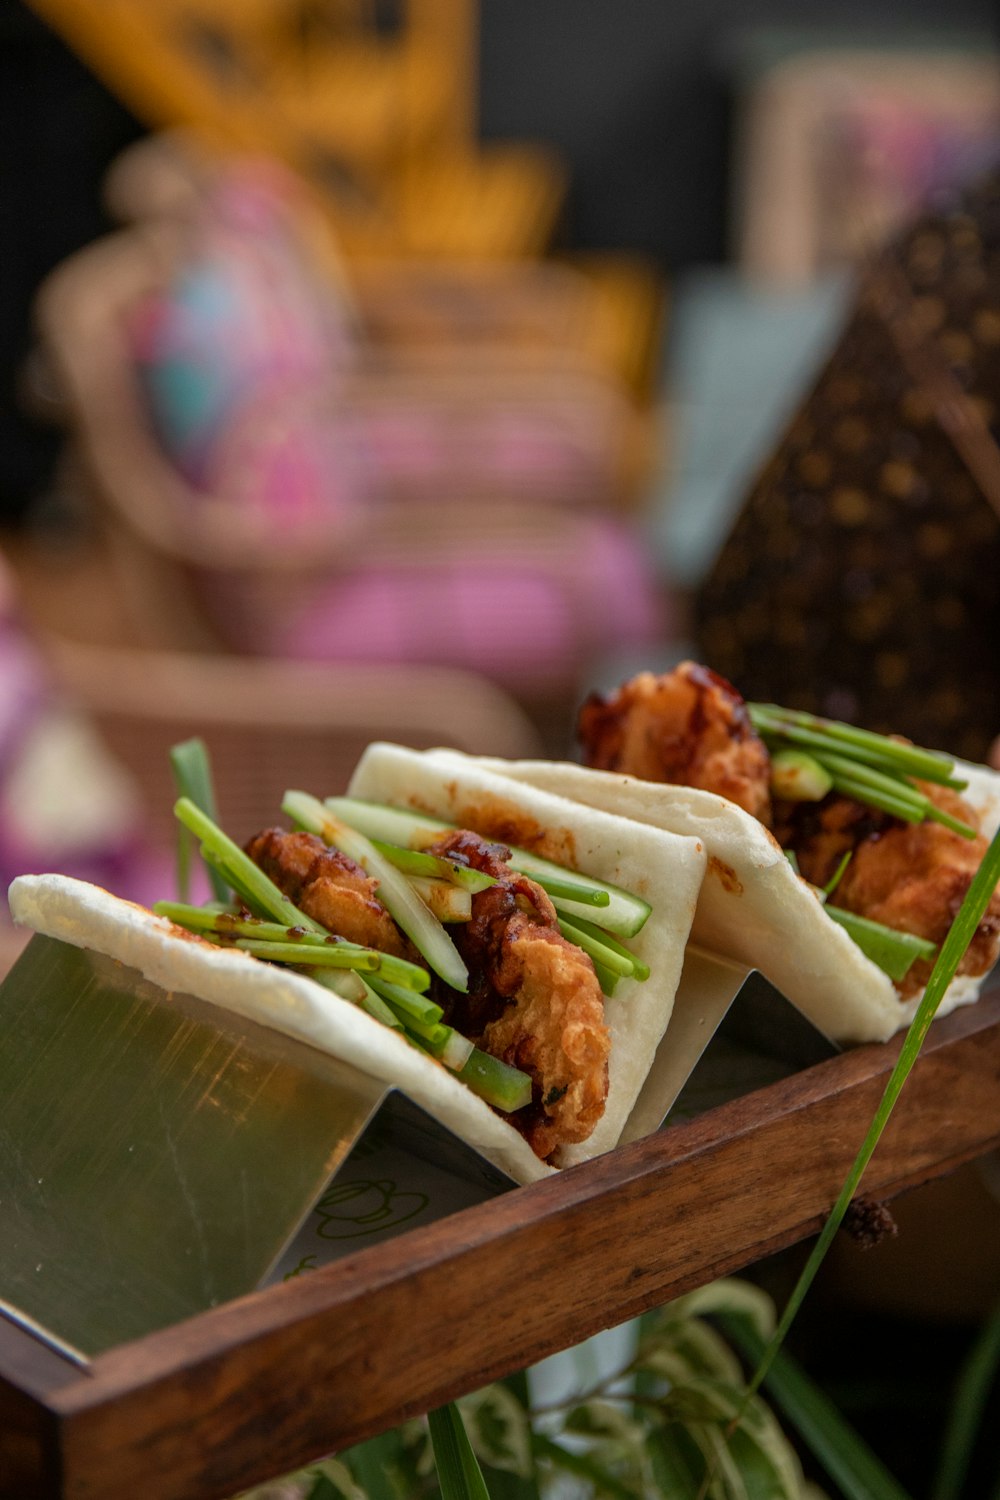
(751, 705), (977, 838)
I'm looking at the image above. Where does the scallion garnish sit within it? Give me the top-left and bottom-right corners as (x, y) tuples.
(782, 850), (936, 980)
(363, 975), (444, 1027)
(749, 704), (963, 784)
(821, 850), (852, 899)
(557, 914), (639, 980)
(153, 901), (432, 990)
(173, 798), (329, 936)
(230, 939), (381, 971)
(751, 703), (977, 837)
(358, 984), (405, 1032)
(557, 912), (649, 981)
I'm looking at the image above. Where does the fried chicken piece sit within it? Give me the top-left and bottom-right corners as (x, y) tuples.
(773, 794), (894, 889)
(578, 662), (773, 822)
(427, 830), (610, 1161)
(245, 827), (417, 960)
(779, 787), (1000, 998)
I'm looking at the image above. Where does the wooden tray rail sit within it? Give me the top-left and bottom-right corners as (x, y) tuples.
(3, 989), (1000, 1500)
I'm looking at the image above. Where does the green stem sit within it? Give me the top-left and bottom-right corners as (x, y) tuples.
(823, 770), (925, 824)
(232, 939), (381, 970)
(427, 1404), (491, 1500)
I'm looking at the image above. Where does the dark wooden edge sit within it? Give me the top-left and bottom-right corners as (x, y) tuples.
(3, 991), (1000, 1500)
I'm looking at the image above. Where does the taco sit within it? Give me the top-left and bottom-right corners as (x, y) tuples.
(442, 663), (1000, 1044)
(8, 746), (707, 1183)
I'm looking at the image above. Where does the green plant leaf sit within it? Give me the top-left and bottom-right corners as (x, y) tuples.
(427, 1403), (492, 1500)
(932, 1296), (1000, 1500)
(340, 1425), (413, 1500)
(646, 1424), (712, 1498)
(304, 1458), (367, 1500)
(670, 1281), (777, 1342)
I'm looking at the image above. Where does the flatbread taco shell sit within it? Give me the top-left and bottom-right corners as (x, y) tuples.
(9, 754), (706, 1183)
(346, 744), (707, 1167)
(415, 751), (1000, 1045)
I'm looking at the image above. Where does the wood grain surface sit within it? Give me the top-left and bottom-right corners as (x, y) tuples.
(3, 989), (1000, 1500)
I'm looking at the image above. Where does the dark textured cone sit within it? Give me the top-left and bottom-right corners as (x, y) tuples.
(695, 168), (1000, 761)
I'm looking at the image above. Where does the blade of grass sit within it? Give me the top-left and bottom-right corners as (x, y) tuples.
(427, 1403), (492, 1500)
(718, 1312), (913, 1500)
(746, 824), (1000, 1403)
(931, 1296), (1000, 1500)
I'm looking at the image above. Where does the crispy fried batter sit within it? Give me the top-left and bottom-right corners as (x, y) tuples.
(245, 828), (417, 959)
(427, 830), (610, 1160)
(578, 662), (772, 821)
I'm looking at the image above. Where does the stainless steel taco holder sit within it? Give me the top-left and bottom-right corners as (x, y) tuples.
(0, 935), (516, 1363)
(0, 933), (829, 1365)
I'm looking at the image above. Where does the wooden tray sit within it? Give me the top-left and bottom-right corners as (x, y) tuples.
(4, 987), (1000, 1500)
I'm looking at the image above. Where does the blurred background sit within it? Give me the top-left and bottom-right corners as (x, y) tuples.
(2, 5), (1000, 1487)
